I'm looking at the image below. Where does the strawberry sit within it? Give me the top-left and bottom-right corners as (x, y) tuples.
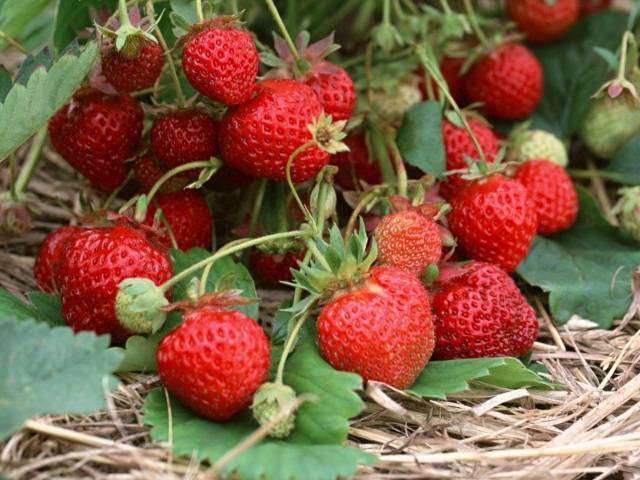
(509, 128), (568, 168)
(462, 43), (543, 120)
(580, 0), (611, 14)
(144, 190), (213, 251)
(56, 223), (172, 344)
(182, 20), (258, 105)
(48, 88), (143, 192)
(302, 61), (355, 121)
(507, 0), (579, 44)
(150, 109), (217, 178)
(370, 79), (422, 125)
(133, 153), (187, 194)
(431, 261), (539, 359)
(513, 159), (578, 235)
(439, 118), (499, 200)
(250, 249), (304, 284)
(157, 305), (270, 421)
(448, 174), (538, 272)
(375, 208), (442, 277)
(101, 36), (164, 93)
(417, 56), (465, 104)
(330, 134), (381, 190)
(317, 265), (435, 389)
(219, 79), (329, 182)
(617, 187), (640, 242)
(34, 226), (82, 293)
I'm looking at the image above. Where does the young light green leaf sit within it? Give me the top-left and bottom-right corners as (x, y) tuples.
(396, 101), (445, 177)
(0, 41), (98, 161)
(0, 318), (122, 440)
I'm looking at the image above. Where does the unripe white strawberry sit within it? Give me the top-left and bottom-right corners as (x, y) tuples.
(370, 80), (421, 125)
(510, 129), (568, 167)
(618, 187), (640, 242)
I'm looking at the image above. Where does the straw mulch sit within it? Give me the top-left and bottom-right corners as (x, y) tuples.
(2, 117), (640, 480)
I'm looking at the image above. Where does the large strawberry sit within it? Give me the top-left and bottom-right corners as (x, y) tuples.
(56, 222), (172, 344)
(150, 109), (217, 178)
(448, 174), (538, 272)
(219, 79), (329, 182)
(102, 36), (165, 93)
(432, 262), (539, 359)
(513, 159), (578, 235)
(157, 305), (270, 421)
(133, 153), (188, 194)
(507, 0), (579, 44)
(375, 207), (442, 277)
(144, 189), (213, 251)
(330, 133), (381, 190)
(462, 43), (543, 120)
(182, 19), (258, 105)
(439, 118), (499, 200)
(34, 226), (82, 293)
(48, 88), (143, 191)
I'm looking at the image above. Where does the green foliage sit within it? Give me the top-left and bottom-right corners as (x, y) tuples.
(0, 41), (98, 161)
(144, 334), (373, 480)
(517, 188), (640, 327)
(0, 318), (122, 440)
(605, 135), (640, 185)
(530, 11), (627, 138)
(396, 101), (445, 177)
(113, 333), (163, 373)
(53, 0), (117, 53)
(0, 289), (63, 326)
(0, 0), (51, 50)
(0, 67), (11, 103)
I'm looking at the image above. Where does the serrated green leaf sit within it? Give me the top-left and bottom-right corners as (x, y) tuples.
(15, 48), (54, 85)
(517, 188), (640, 327)
(473, 358), (556, 390)
(0, 67), (11, 103)
(112, 333), (162, 373)
(0, 289), (37, 322)
(143, 335), (373, 480)
(396, 101), (444, 177)
(0, 42), (98, 162)
(170, 248), (259, 319)
(27, 291), (65, 326)
(0, 318), (122, 441)
(604, 135), (640, 184)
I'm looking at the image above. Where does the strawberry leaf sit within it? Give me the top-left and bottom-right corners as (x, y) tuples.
(396, 100), (445, 177)
(113, 333), (162, 373)
(26, 291), (65, 326)
(0, 41), (98, 161)
(517, 188), (640, 327)
(604, 135), (640, 185)
(143, 335), (374, 480)
(0, 0), (50, 50)
(0, 289), (63, 326)
(0, 318), (122, 441)
(0, 67), (12, 103)
(53, 0), (117, 53)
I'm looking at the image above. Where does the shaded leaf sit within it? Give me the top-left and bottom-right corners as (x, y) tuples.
(113, 333), (162, 373)
(396, 101), (444, 176)
(0, 67), (11, 103)
(27, 291), (65, 326)
(53, 0), (117, 53)
(604, 134), (640, 185)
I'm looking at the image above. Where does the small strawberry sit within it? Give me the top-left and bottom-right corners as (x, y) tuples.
(250, 249), (304, 284)
(507, 0), (579, 44)
(144, 190), (213, 251)
(157, 305), (270, 421)
(375, 207), (442, 277)
(431, 261), (539, 359)
(56, 222), (172, 344)
(182, 19), (259, 105)
(463, 43), (543, 120)
(509, 128), (568, 167)
(150, 109), (217, 178)
(617, 187), (640, 242)
(48, 88), (143, 191)
(370, 79), (422, 125)
(34, 226), (82, 293)
(331, 134), (382, 190)
(417, 56), (465, 104)
(448, 174), (538, 272)
(219, 79), (329, 182)
(580, 0), (611, 14)
(513, 159), (578, 235)
(101, 36), (164, 93)
(133, 153), (188, 194)
(439, 118), (499, 200)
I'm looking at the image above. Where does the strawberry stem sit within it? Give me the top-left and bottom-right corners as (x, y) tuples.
(344, 188), (382, 240)
(12, 127), (46, 199)
(285, 140), (315, 224)
(384, 131), (408, 197)
(462, 0), (491, 51)
(195, 0), (205, 22)
(118, 0), (133, 29)
(146, 159), (219, 205)
(275, 308), (313, 384)
(265, 0), (301, 62)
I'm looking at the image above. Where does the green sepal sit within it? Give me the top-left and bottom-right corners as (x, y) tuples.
(115, 278), (168, 335)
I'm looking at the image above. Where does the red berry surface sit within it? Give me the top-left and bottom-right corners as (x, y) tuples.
(133, 153), (187, 194)
(507, 0), (579, 43)
(331, 134), (381, 190)
(157, 307), (270, 421)
(432, 262), (539, 359)
(34, 226), (82, 293)
(250, 249), (303, 284)
(580, 0), (611, 13)
(48, 89), (143, 192)
(417, 56), (465, 104)
(101, 37), (165, 93)
(303, 61), (355, 121)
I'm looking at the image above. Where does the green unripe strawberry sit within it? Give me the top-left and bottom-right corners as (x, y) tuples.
(580, 97), (640, 160)
(618, 187), (640, 242)
(511, 129), (568, 167)
(251, 382), (297, 438)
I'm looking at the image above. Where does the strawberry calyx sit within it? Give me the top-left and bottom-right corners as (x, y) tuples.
(263, 32), (341, 79)
(164, 289), (257, 313)
(97, 4), (158, 57)
(179, 15), (245, 45)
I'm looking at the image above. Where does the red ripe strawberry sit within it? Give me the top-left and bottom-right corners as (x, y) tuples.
(331, 134), (381, 190)
(157, 306), (270, 421)
(417, 56), (465, 104)
(101, 36), (165, 93)
(432, 261), (539, 359)
(182, 22), (258, 105)
(250, 249), (303, 284)
(34, 226), (82, 293)
(580, 0), (611, 14)
(317, 266), (435, 389)
(463, 43), (543, 120)
(375, 209), (442, 277)
(507, 0), (579, 43)
(56, 223), (172, 344)
(133, 153), (187, 194)
(150, 109), (217, 178)
(513, 159), (578, 235)
(439, 118), (499, 200)
(219, 79), (329, 182)
(448, 175), (538, 272)
(302, 61), (355, 121)
(144, 190), (213, 251)
(48, 88), (143, 191)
